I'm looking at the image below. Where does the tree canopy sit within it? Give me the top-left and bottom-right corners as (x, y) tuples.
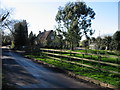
(0, 8), (19, 35)
(14, 20), (28, 49)
(113, 31), (120, 50)
(29, 31), (36, 46)
(55, 1), (95, 50)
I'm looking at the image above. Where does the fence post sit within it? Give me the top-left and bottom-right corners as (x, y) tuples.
(53, 49), (54, 61)
(82, 54), (84, 58)
(91, 54), (92, 59)
(117, 52), (120, 72)
(61, 48), (62, 63)
(69, 50), (71, 61)
(41, 48), (42, 56)
(82, 54), (84, 68)
(39, 48), (41, 56)
(98, 55), (101, 66)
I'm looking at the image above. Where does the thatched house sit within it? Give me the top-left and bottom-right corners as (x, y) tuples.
(35, 30), (55, 47)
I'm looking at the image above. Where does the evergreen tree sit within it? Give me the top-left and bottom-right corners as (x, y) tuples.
(29, 31), (36, 46)
(14, 20), (28, 49)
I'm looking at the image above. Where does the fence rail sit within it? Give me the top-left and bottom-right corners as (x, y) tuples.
(40, 48), (120, 59)
(46, 55), (120, 74)
(40, 48), (120, 75)
(42, 51), (120, 67)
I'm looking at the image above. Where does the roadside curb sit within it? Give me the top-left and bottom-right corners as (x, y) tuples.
(25, 56), (119, 90)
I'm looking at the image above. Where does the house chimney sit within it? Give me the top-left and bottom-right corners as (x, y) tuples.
(44, 29), (46, 32)
(39, 31), (41, 34)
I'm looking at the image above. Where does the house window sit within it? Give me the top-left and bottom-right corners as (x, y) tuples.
(51, 36), (54, 40)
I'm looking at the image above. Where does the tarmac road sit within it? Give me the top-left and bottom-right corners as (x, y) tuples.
(2, 47), (105, 89)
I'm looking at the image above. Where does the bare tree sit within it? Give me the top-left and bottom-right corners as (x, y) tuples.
(0, 8), (18, 35)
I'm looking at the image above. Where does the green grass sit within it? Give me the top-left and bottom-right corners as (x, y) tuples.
(28, 52), (120, 72)
(65, 49), (120, 56)
(41, 48), (120, 56)
(44, 50), (120, 64)
(43, 53), (120, 72)
(62, 53), (120, 64)
(25, 54), (120, 87)
(77, 60), (120, 72)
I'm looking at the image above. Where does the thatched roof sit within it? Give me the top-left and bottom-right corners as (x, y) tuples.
(37, 30), (53, 41)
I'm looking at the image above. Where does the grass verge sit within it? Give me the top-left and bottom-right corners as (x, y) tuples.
(25, 53), (120, 88)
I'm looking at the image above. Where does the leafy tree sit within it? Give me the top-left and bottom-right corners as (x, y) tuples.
(113, 31), (120, 51)
(2, 34), (12, 46)
(0, 8), (19, 48)
(29, 31), (36, 46)
(54, 28), (64, 49)
(103, 36), (112, 50)
(109, 40), (116, 51)
(55, 1), (95, 50)
(90, 37), (96, 43)
(113, 31), (120, 41)
(82, 39), (89, 48)
(96, 37), (102, 50)
(14, 20), (28, 49)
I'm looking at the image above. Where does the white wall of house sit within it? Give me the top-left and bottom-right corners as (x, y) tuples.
(89, 43), (98, 50)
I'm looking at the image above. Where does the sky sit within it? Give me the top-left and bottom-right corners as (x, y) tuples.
(1, 0), (119, 39)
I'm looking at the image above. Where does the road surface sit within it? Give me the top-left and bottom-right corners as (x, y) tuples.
(2, 47), (104, 89)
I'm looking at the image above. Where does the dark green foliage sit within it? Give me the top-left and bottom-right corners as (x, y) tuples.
(113, 31), (120, 51)
(55, 1), (95, 50)
(113, 31), (120, 41)
(102, 36), (112, 50)
(29, 31), (36, 46)
(95, 37), (102, 50)
(14, 20), (28, 49)
(2, 34), (12, 46)
(82, 39), (89, 48)
(89, 32), (120, 51)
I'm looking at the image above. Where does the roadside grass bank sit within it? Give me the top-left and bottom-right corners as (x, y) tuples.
(41, 51), (120, 74)
(66, 49), (120, 56)
(40, 48), (120, 56)
(25, 52), (120, 89)
(40, 48), (120, 64)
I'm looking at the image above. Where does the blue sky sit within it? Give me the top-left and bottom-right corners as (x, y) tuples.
(1, 0), (119, 39)
(86, 2), (118, 37)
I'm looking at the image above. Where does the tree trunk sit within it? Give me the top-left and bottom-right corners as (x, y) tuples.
(71, 42), (74, 51)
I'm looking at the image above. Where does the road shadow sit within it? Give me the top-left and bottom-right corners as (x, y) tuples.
(2, 53), (40, 88)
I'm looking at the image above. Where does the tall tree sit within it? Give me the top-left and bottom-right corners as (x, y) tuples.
(90, 37), (96, 43)
(0, 8), (18, 34)
(14, 20), (28, 49)
(96, 37), (102, 50)
(55, 1), (95, 50)
(29, 31), (36, 46)
(103, 36), (112, 50)
(113, 31), (120, 51)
